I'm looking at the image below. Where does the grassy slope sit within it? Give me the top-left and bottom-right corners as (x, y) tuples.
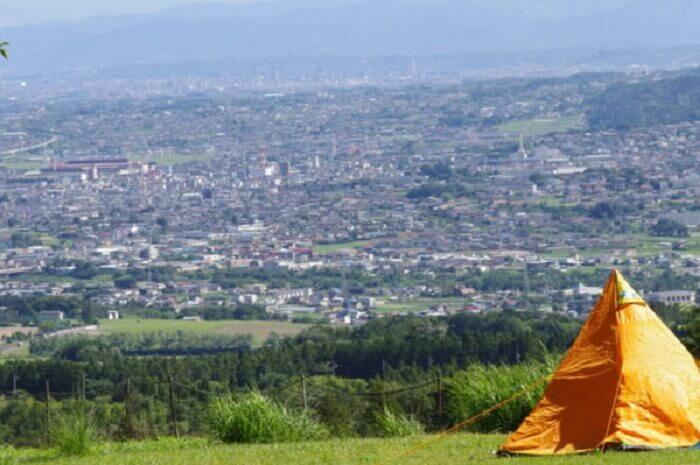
(8, 435), (694, 465)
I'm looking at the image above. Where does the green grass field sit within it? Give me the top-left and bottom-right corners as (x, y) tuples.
(497, 114), (585, 136)
(4, 434), (693, 465)
(98, 319), (310, 344)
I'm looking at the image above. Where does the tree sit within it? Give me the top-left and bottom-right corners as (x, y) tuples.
(589, 202), (616, 220)
(650, 218), (689, 238)
(686, 306), (700, 357)
(156, 216), (168, 232)
(0, 42), (8, 59)
(9, 233), (40, 248)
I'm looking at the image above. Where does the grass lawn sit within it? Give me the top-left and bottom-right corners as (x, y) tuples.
(98, 319), (310, 344)
(6, 434), (694, 465)
(496, 114), (585, 136)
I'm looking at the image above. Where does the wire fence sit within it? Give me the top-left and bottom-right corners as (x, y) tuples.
(0, 370), (450, 446)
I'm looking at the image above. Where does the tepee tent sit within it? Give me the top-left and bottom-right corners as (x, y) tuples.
(500, 269), (700, 455)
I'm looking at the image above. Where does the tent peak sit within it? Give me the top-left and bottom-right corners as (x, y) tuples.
(611, 270), (644, 306)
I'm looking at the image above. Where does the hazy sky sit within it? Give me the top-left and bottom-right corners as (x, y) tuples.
(0, 0), (260, 26)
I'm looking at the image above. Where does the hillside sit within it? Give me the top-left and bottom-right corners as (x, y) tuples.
(4, 0), (700, 74)
(586, 74), (700, 130)
(3, 435), (693, 465)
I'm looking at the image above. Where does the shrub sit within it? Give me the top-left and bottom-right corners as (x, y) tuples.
(206, 392), (326, 443)
(52, 411), (99, 456)
(375, 408), (424, 437)
(446, 357), (557, 433)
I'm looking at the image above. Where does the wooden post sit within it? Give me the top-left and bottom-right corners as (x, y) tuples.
(12, 374), (16, 398)
(81, 372), (86, 402)
(124, 378), (132, 431)
(301, 375), (308, 412)
(381, 359), (387, 410)
(168, 375), (179, 438)
(436, 370), (443, 423)
(45, 380), (51, 445)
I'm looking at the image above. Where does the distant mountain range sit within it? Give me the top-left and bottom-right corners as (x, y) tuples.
(3, 0), (700, 75)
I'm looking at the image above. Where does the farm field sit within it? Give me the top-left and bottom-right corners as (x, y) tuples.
(0, 326), (37, 338)
(4, 434), (693, 465)
(541, 232), (700, 259)
(98, 319), (311, 344)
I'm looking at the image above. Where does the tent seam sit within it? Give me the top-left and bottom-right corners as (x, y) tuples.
(600, 297), (624, 453)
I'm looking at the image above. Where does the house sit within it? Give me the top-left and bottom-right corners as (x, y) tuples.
(238, 294), (259, 305)
(647, 291), (696, 306)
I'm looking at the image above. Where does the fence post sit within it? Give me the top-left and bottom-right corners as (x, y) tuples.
(81, 372), (86, 402)
(124, 378), (132, 433)
(45, 380), (51, 445)
(301, 375), (308, 412)
(381, 359), (387, 410)
(168, 375), (179, 438)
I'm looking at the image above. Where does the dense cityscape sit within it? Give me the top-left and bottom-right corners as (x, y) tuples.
(0, 70), (697, 334)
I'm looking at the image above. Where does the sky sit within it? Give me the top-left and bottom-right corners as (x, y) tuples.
(0, 0), (258, 26)
(0, 0), (380, 26)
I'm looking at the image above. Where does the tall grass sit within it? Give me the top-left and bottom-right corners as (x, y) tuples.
(375, 408), (424, 437)
(206, 392), (326, 444)
(0, 447), (15, 465)
(446, 357), (557, 433)
(52, 411), (99, 456)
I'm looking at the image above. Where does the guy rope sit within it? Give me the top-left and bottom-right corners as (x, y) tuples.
(374, 374), (553, 465)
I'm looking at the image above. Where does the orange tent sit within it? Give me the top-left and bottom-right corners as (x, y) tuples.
(500, 269), (700, 455)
